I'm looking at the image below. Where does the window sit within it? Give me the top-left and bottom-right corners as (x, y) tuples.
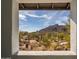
(12, 1), (76, 55)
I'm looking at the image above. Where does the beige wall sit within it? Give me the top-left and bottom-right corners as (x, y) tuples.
(18, 0), (71, 3)
(70, 0), (77, 54)
(12, 0), (19, 55)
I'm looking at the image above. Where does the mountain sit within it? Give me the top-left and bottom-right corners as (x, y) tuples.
(38, 24), (67, 33)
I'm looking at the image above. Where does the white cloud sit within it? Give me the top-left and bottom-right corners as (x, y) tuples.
(19, 14), (26, 19)
(19, 10), (52, 20)
(41, 15), (52, 20)
(19, 13), (28, 21)
(25, 13), (53, 20)
(25, 13), (40, 17)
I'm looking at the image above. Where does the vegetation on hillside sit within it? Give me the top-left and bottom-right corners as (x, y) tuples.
(19, 21), (70, 51)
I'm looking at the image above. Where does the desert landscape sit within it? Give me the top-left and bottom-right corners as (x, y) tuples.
(19, 10), (70, 51)
(19, 24), (70, 51)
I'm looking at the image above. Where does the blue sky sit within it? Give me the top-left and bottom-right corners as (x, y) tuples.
(19, 10), (70, 32)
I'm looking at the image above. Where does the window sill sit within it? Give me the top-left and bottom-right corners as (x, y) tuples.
(17, 51), (76, 55)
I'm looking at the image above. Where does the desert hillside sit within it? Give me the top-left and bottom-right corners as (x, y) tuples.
(19, 24), (70, 51)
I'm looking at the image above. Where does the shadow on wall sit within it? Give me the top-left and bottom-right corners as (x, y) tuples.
(71, 0), (77, 24)
(12, 55), (77, 59)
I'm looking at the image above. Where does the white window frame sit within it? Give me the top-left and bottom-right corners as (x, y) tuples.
(12, 0), (77, 55)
